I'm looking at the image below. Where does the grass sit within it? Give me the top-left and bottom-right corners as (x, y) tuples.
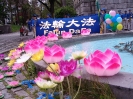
(11, 25), (21, 32)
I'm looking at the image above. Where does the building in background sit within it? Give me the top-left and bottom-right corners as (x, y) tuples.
(73, 0), (95, 16)
(73, 0), (133, 16)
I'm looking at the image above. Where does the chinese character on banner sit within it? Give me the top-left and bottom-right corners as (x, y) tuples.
(39, 21), (51, 29)
(52, 20), (66, 28)
(81, 17), (96, 26)
(66, 19), (80, 27)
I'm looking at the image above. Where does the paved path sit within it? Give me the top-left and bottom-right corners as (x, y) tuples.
(0, 32), (33, 53)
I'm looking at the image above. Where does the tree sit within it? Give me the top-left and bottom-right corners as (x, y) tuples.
(20, 0), (30, 24)
(0, 0), (7, 23)
(38, 0), (62, 17)
(55, 6), (76, 18)
(38, 0), (75, 18)
(7, 0), (14, 24)
(13, 0), (20, 24)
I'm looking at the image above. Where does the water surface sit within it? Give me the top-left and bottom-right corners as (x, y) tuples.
(65, 37), (133, 73)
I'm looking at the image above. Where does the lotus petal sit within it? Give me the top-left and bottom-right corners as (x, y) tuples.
(15, 54), (32, 63)
(43, 45), (65, 63)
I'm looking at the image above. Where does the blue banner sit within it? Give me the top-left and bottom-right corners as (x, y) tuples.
(36, 14), (100, 36)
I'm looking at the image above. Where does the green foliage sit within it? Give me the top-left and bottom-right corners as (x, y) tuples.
(11, 25), (21, 32)
(22, 4), (30, 10)
(19, 16), (23, 24)
(42, 8), (49, 18)
(89, 81), (115, 99)
(55, 6), (77, 18)
(62, 77), (116, 99)
(24, 60), (37, 79)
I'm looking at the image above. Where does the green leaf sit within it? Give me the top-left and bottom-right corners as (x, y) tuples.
(6, 85), (12, 89)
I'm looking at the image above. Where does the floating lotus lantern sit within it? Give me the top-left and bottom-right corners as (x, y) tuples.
(84, 49), (122, 76)
(24, 39), (46, 54)
(47, 33), (58, 41)
(81, 29), (91, 36)
(5, 71), (15, 77)
(43, 45), (65, 63)
(7, 81), (20, 88)
(62, 32), (72, 39)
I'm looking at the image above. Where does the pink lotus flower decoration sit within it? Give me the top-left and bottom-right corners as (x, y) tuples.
(2, 66), (9, 71)
(49, 73), (64, 83)
(43, 45), (65, 63)
(72, 67), (83, 78)
(12, 63), (24, 70)
(0, 74), (4, 79)
(38, 71), (49, 79)
(24, 39), (45, 54)
(8, 81), (19, 87)
(81, 29), (91, 36)
(35, 36), (47, 45)
(58, 59), (77, 76)
(62, 32), (72, 39)
(47, 33), (58, 41)
(84, 49), (122, 76)
(0, 54), (4, 60)
(10, 49), (22, 59)
(0, 67), (2, 70)
(5, 72), (14, 76)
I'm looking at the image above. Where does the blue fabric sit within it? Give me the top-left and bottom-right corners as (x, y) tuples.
(28, 20), (31, 25)
(119, 13), (123, 18)
(64, 95), (71, 99)
(15, 70), (21, 74)
(101, 13), (106, 21)
(53, 92), (59, 96)
(36, 14), (100, 36)
(37, 92), (54, 99)
(31, 19), (36, 27)
(48, 94), (54, 99)
(37, 92), (46, 99)
(21, 80), (35, 88)
(31, 19), (34, 26)
(127, 13), (133, 19)
(122, 13), (128, 19)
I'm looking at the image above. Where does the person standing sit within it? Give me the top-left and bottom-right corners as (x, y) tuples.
(26, 19), (31, 32)
(100, 8), (106, 33)
(118, 10), (123, 18)
(127, 9), (133, 30)
(31, 14), (37, 38)
(123, 11), (128, 30)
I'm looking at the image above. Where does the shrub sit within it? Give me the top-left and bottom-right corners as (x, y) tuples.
(55, 6), (77, 18)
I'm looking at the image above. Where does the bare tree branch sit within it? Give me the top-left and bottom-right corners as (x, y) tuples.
(38, 0), (50, 11)
(55, 0), (62, 7)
